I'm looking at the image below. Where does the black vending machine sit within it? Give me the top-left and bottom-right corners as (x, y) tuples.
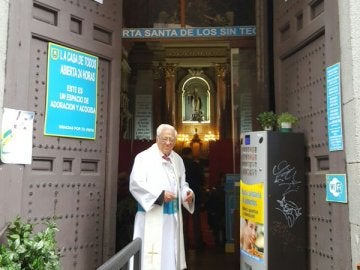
(239, 131), (307, 270)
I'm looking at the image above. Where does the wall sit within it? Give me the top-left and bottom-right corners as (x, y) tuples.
(0, 0), (11, 231)
(338, 1), (360, 268)
(0, 0), (9, 126)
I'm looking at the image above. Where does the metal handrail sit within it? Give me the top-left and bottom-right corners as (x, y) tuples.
(97, 238), (142, 270)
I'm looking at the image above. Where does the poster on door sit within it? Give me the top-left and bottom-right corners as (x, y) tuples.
(240, 181), (265, 262)
(1, 108), (35, 164)
(44, 42), (98, 139)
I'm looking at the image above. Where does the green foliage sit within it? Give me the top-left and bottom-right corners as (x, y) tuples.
(0, 217), (61, 270)
(256, 111), (278, 130)
(277, 112), (298, 125)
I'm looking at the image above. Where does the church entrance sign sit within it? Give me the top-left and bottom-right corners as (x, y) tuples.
(44, 43), (98, 139)
(122, 25), (256, 39)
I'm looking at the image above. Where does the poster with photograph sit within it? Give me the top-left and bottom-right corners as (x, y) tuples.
(240, 180), (265, 262)
(1, 108), (35, 164)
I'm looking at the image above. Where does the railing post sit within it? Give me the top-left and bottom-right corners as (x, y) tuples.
(134, 244), (141, 270)
(97, 238), (142, 270)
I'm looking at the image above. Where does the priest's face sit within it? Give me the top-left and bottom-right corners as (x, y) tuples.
(157, 129), (176, 156)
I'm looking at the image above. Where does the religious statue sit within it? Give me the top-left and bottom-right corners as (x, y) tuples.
(188, 87), (204, 122)
(181, 75), (210, 123)
(191, 88), (201, 113)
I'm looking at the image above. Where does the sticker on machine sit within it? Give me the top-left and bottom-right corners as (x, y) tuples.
(240, 181), (265, 262)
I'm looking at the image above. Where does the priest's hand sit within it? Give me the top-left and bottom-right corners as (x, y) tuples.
(164, 191), (176, 203)
(184, 190), (194, 204)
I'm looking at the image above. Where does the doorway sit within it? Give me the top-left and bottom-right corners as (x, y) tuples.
(117, 0), (256, 268)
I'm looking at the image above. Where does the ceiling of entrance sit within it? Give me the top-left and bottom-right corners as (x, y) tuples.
(123, 0), (255, 29)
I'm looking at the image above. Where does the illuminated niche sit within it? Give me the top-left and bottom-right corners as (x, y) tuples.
(181, 73), (211, 123)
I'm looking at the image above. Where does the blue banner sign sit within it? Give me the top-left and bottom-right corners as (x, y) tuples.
(122, 25), (256, 39)
(45, 43), (98, 139)
(326, 63), (343, 151)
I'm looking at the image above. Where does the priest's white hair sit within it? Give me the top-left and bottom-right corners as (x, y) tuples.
(156, 124), (178, 137)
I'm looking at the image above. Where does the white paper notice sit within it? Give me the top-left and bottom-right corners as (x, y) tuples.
(1, 108), (35, 164)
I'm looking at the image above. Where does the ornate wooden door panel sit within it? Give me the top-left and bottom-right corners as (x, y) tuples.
(273, 1), (351, 269)
(23, 37), (110, 269)
(2, 0), (122, 268)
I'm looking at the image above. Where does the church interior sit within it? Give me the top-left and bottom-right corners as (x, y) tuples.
(116, 0), (257, 268)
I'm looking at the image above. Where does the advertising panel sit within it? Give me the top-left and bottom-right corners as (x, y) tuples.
(240, 181), (265, 262)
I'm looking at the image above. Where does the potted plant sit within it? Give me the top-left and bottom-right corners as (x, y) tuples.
(0, 217), (61, 269)
(277, 112), (298, 132)
(256, 111), (278, 131)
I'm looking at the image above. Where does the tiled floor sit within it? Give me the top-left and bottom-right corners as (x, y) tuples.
(186, 246), (239, 270)
(184, 211), (239, 270)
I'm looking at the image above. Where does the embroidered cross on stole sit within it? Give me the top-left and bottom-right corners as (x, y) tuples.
(143, 206), (163, 270)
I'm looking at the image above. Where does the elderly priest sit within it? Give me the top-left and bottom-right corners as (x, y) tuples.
(129, 124), (195, 270)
